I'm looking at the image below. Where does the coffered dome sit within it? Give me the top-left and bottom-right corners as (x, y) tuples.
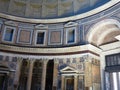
(0, 0), (110, 19)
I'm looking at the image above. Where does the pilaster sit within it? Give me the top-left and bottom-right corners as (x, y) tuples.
(74, 75), (78, 90)
(100, 53), (106, 90)
(61, 75), (65, 90)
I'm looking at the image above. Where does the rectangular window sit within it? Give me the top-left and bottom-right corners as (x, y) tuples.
(67, 30), (75, 43)
(105, 53), (120, 66)
(66, 27), (76, 44)
(35, 30), (46, 46)
(4, 28), (14, 41)
(3, 26), (15, 42)
(37, 32), (45, 44)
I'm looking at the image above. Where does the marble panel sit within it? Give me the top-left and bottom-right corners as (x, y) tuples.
(50, 31), (61, 44)
(17, 29), (33, 44)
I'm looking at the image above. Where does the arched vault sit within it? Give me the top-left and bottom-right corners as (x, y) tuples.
(87, 19), (120, 46)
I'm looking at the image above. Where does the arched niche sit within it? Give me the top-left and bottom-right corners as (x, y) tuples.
(87, 19), (120, 46)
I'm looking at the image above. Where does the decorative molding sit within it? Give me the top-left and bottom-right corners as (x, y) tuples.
(18, 23), (34, 29)
(35, 24), (48, 29)
(4, 21), (18, 26)
(0, 44), (101, 54)
(60, 66), (79, 73)
(48, 24), (64, 29)
(0, 44), (101, 60)
(64, 22), (78, 27)
(16, 57), (23, 64)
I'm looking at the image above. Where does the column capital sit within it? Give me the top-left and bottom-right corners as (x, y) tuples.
(74, 75), (78, 77)
(29, 59), (36, 64)
(43, 59), (48, 64)
(54, 58), (59, 64)
(17, 57), (23, 63)
(17, 57), (23, 60)
(61, 75), (65, 78)
(74, 75), (78, 79)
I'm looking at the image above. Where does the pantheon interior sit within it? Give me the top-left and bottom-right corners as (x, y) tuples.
(0, 0), (120, 90)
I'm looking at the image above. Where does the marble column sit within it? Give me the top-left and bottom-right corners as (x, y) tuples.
(41, 60), (48, 90)
(53, 59), (59, 90)
(74, 75), (78, 90)
(14, 57), (23, 89)
(27, 59), (35, 90)
(61, 75), (65, 90)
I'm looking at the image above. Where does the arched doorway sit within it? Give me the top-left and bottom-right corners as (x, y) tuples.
(45, 60), (54, 90)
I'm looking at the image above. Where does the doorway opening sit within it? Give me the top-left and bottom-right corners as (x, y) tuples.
(65, 76), (74, 90)
(31, 61), (42, 90)
(0, 65), (9, 90)
(45, 60), (54, 90)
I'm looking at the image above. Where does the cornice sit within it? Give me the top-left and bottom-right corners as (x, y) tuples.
(100, 41), (120, 53)
(0, 44), (101, 56)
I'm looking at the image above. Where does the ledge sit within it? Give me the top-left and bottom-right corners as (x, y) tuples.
(0, 44), (101, 56)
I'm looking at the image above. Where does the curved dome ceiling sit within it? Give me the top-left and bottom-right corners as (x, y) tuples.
(0, 0), (110, 19)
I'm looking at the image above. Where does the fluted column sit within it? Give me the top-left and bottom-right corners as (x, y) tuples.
(61, 75), (65, 90)
(14, 57), (23, 89)
(41, 60), (48, 90)
(53, 59), (59, 90)
(27, 59), (35, 90)
(74, 75), (78, 90)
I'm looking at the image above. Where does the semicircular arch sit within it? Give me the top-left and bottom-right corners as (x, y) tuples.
(87, 19), (120, 46)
